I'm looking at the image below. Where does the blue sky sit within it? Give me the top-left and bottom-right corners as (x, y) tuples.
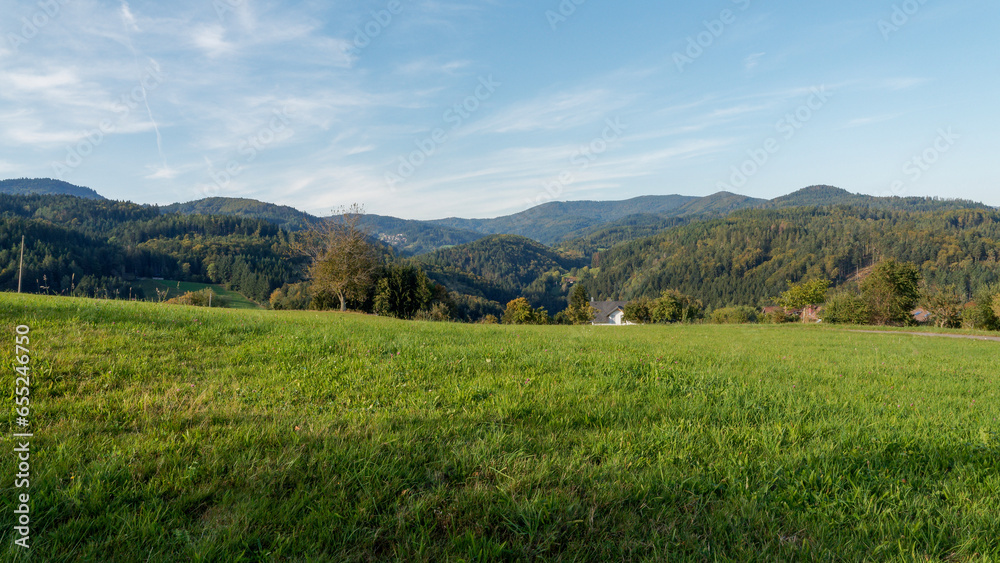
(0, 0), (997, 219)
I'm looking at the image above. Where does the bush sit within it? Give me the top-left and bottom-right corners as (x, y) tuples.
(710, 306), (758, 324)
(649, 290), (703, 323)
(414, 302), (451, 322)
(762, 308), (797, 324)
(822, 292), (869, 325)
(921, 285), (964, 328)
(501, 298), (550, 325)
(623, 298), (652, 324)
(269, 282), (312, 310)
(963, 285), (1000, 330)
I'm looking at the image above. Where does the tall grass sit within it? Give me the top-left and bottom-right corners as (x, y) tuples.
(1, 293), (997, 561)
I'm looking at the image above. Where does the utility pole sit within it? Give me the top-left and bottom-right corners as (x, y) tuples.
(17, 235), (25, 294)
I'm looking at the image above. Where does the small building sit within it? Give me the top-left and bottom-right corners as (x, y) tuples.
(591, 300), (632, 326)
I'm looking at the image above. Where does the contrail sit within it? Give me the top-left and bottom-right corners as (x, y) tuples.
(120, 1), (169, 174)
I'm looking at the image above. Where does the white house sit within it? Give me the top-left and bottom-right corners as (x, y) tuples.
(591, 300), (633, 326)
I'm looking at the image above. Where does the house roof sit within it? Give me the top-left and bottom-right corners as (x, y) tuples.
(591, 300), (628, 323)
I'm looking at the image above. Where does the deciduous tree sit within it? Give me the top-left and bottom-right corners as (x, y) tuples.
(778, 278), (830, 323)
(922, 284), (964, 328)
(861, 260), (921, 326)
(296, 204), (380, 312)
(565, 284), (597, 325)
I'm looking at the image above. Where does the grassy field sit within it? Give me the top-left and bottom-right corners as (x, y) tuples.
(135, 279), (262, 309)
(1, 293), (998, 561)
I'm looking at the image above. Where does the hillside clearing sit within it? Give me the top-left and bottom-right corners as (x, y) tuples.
(136, 279), (262, 309)
(1, 293), (998, 561)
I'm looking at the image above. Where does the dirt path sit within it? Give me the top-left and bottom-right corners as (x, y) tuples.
(845, 330), (1000, 343)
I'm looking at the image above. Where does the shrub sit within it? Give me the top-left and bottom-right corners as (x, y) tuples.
(623, 298), (652, 324)
(414, 302), (451, 322)
(710, 306), (758, 324)
(269, 282), (312, 310)
(502, 298), (549, 325)
(762, 308), (797, 324)
(649, 290), (703, 323)
(963, 285), (1000, 330)
(822, 292), (869, 325)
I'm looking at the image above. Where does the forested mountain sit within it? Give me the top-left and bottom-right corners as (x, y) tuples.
(413, 235), (587, 312)
(670, 191), (764, 216)
(766, 185), (990, 212)
(162, 197), (319, 231)
(162, 198), (485, 255)
(581, 205), (1000, 309)
(557, 214), (691, 257)
(428, 195), (702, 245)
(0, 194), (301, 302)
(0, 178), (106, 200)
(358, 215), (486, 256)
(424, 187), (988, 246)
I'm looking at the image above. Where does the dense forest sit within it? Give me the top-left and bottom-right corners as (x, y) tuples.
(162, 197), (319, 232)
(413, 235), (586, 313)
(0, 194), (300, 302)
(582, 205), (1000, 308)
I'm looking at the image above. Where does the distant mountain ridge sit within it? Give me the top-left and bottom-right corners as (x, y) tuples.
(161, 197), (320, 231)
(0, 178), (106, 200)
(5, 178), (994, 254)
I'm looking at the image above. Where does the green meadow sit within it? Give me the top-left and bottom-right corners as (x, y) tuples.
(1, 293), (998, 561)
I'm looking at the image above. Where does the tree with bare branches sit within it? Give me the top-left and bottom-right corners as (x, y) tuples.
(294, 204), (380, 312)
